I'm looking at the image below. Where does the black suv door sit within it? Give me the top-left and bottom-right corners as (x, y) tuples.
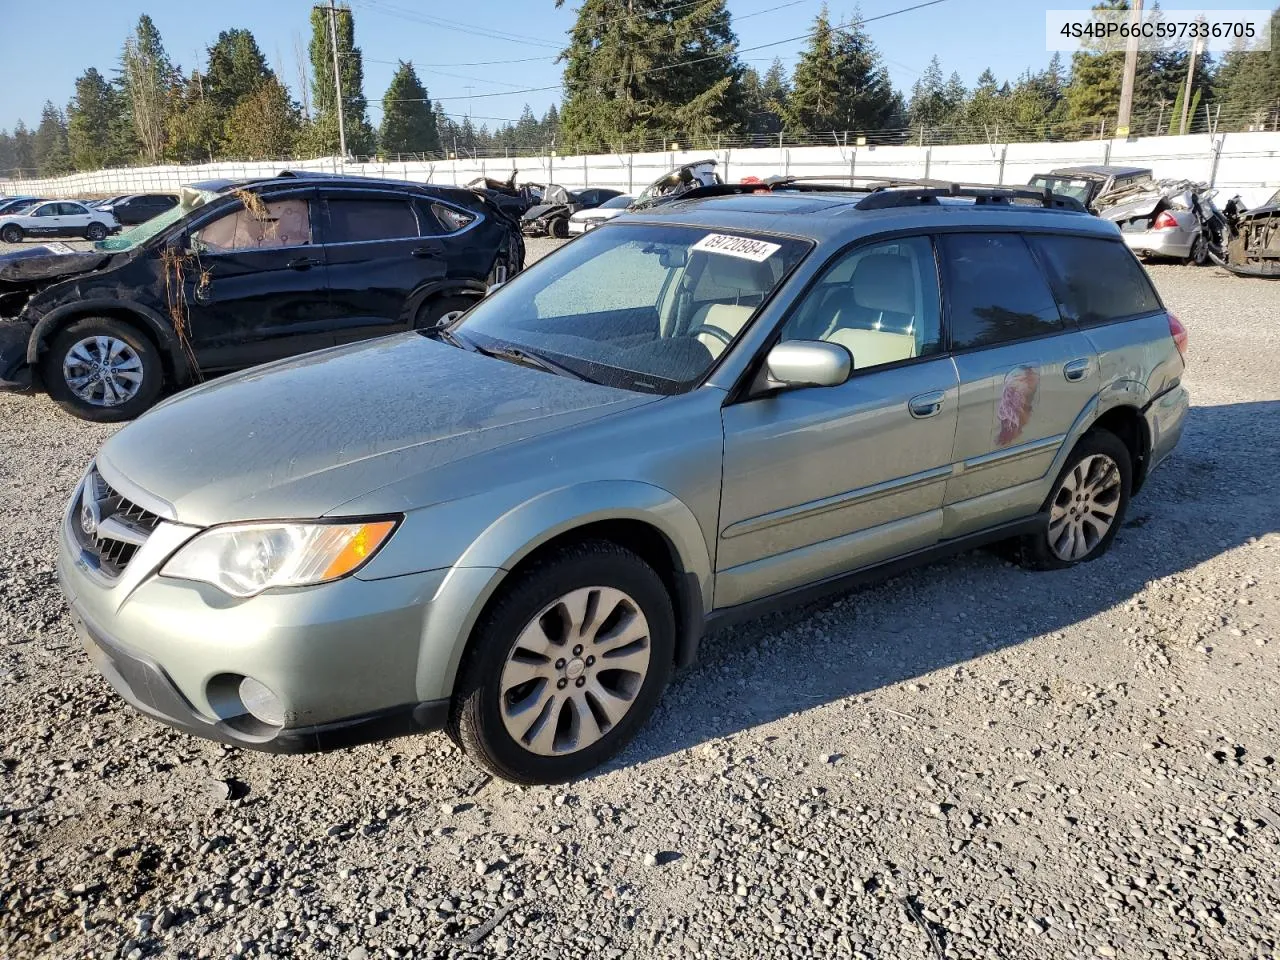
(181, 187), (332, 370)
(319, 189), (454, 340)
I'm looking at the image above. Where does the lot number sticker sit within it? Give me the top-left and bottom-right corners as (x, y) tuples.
(692, 233), (781, 262)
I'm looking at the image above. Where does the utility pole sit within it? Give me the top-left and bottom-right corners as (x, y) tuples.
(1178, 34), (1202, 136)
(1116, 0), (1144, 137)
(327, 0), (347, 159)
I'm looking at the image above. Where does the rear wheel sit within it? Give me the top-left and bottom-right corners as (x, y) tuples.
(1188, 232), (1209, 266)
(449, 541), (675, 784)
(1018, 430), (1131, 570)
(84, 222), (108, 241)
(43, 317), (164, 422)
(1, 224), (23, 244)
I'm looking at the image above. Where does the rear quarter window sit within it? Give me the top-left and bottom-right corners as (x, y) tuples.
(1029, 234), (1161, 325)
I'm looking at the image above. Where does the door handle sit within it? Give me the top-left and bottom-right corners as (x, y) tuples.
(288, 256), (322, 270)
(411, 245), (443, 258)
(1063, 358), (1091, 382)
(908, 390), (946, 419)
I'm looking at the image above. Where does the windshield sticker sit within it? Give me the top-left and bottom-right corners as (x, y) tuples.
(43, 241), (76, 255)
(692, 233), (781, 262)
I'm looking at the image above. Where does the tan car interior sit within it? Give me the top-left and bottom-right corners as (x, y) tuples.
(691, 245), (929, 370)
(196, 199), (311, 252)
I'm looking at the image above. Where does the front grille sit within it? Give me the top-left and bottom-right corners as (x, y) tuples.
(72, 467), (161, 578)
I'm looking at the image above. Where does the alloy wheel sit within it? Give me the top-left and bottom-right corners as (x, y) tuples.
(62, 336), (145, 407)
(499, 586), (652, 756)
(1047, 453), (1122, 561)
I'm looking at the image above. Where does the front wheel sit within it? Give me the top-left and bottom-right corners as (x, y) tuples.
(1018, 430), (1131, 570)
(42, 317), (164, 422)
(550, 217), (569, 239)
(1, 224), (23, 244)
(85, 222), (109, 241)
(449, 541), (675, 784)
(413, 293), (478, 330)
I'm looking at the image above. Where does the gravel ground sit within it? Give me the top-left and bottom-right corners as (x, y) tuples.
(2, 241), (1278, 960)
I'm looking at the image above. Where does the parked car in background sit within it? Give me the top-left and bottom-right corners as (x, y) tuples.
(521, 186), (622, 238)
(1099, 180), (1218, 264)
(100, 193), (180, 225)
(0, 196), (46, 216)
(0, 171), (524, 420)
(567, 194), (634, 234)
(0, 200), (118, 243)
(1028, 165), (1153, 213)
(56, 178), (1187, 783)
(627, 159), (721, 211)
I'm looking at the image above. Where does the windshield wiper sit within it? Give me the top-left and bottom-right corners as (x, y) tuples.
(468, 341), (595, 383)
(429, 325), (470, 349)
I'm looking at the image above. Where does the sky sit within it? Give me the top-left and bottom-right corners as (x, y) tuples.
(0, 0), (1265, 133)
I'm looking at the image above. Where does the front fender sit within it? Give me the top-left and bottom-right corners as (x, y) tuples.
(28, 298), (192, 382)
(392, 480), (713, 702)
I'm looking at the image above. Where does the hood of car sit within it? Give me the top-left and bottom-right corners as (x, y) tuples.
(95, 333), (657, 525)
(522, 203), (570, 220)
(0, 245), (113, 285)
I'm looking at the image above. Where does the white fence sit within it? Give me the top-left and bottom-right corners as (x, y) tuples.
(4, 131), (1279, 209)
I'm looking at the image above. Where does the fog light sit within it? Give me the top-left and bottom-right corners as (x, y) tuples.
(238, 677), (285, 726)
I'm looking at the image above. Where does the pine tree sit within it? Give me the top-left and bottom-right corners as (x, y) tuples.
(223, 76), (301, 158)
(68, 67), (131, 170)
(907, 56), (950, 134)
(11, 121), (35, 175)
(1212, 8), (1279, 131)
(379, 61), (439, 157)
(832, 14), (897, 132)
(165, 71), (223, 162)
(0, 131), (15, 178)
(205, 29), (273, 114)
(558, 0), (745, 151)
(541, 104), (561, 145)
(33, 102), (72, 176)
(120, 14), (177, 163)
(307, 3), (375, 156)
(745, 58), (790, 137)
(785, 8), (840, 132)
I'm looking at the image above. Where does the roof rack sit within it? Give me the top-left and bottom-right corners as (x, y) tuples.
(854, 182), (1088, 213)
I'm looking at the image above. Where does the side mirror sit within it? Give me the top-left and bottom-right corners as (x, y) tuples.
(764, 341), (851, 389)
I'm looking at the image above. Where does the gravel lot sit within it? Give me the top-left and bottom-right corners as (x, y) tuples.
(2, 240), (1278, 960)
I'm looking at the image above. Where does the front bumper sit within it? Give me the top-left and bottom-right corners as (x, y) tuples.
(0, 320), (34, 390)
(56, 483), (476, 753)
(521, 221), (549, 237)
(1123, 229), (1194, 260)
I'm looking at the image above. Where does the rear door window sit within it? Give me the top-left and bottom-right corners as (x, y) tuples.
(325, 197), (419, 243)
(939, 233), (1062, 350)
(1029, 234), (1162, 325)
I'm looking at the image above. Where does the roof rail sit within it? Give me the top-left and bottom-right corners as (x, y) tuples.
(854, 182), (1088, 213)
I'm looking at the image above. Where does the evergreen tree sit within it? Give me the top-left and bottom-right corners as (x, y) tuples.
(744, 58), (790, 137)
(120, 14), (177, 163)
(33, 101), (72, 176)
(223, 76), (301, 158)
(165, 71), (223, 162)
(833, 15), (897, 132)
(514, 104), (540, 152)
(307, 3), (375, 156)
(784, 8), (839, 132)
(379, 61), (439, 156)
(541, 104), (561, 145)
(787, 9), (897, 135)
(558, 0), (745, 151)
(205, 29), (273, 114)
(0, 131), (15, 178)
(907, 56), (949, 132)
(1212, 8), (1279, 130)
(12, 121), (35, 175)
(68, 67), (132, 170)
(1006, 56), (1069, 140)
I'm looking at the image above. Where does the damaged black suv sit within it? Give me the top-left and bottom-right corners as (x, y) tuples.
(0, 172), (524, 421)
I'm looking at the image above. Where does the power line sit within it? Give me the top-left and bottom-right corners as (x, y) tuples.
(366, 0), (950, 104)
(355, 0), (564, 49)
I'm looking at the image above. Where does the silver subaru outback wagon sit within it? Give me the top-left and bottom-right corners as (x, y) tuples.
(57, 180), (1190, 784)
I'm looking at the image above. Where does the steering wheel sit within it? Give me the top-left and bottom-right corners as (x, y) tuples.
(687, 324), (733, 346)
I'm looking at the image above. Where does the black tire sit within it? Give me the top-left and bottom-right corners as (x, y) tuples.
(413, 293), (478, 330)
(1188, 232), (1209, 266)
(1018, 430), (1132, 571)
(1, 224), (23, 244)
(449, 540), (676, 784)
(42, 317), (164, 422)
(550, 217), (569, 239)
(84, 221), (108, 241)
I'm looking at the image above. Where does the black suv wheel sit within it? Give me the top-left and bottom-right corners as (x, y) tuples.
(43, 317), (164, 422)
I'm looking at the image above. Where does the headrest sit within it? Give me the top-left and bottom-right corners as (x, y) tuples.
(853, 254), (915, 315)
(699, 253), (768, 290)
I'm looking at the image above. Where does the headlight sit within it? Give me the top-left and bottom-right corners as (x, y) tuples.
(160, 519), (398, 598)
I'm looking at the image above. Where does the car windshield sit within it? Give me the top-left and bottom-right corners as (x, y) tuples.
(93, 188), (219, 251)
(452, 223), (810, 394)
(599, 195), (632, 210)
(1029, 176), (1094, 203)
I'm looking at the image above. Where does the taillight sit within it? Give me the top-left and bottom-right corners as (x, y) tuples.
(1153, 210), (1178, 230)
(1168, 312), (1188, 357)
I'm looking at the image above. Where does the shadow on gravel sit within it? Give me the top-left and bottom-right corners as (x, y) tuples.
(617, 399), (1280, 770)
